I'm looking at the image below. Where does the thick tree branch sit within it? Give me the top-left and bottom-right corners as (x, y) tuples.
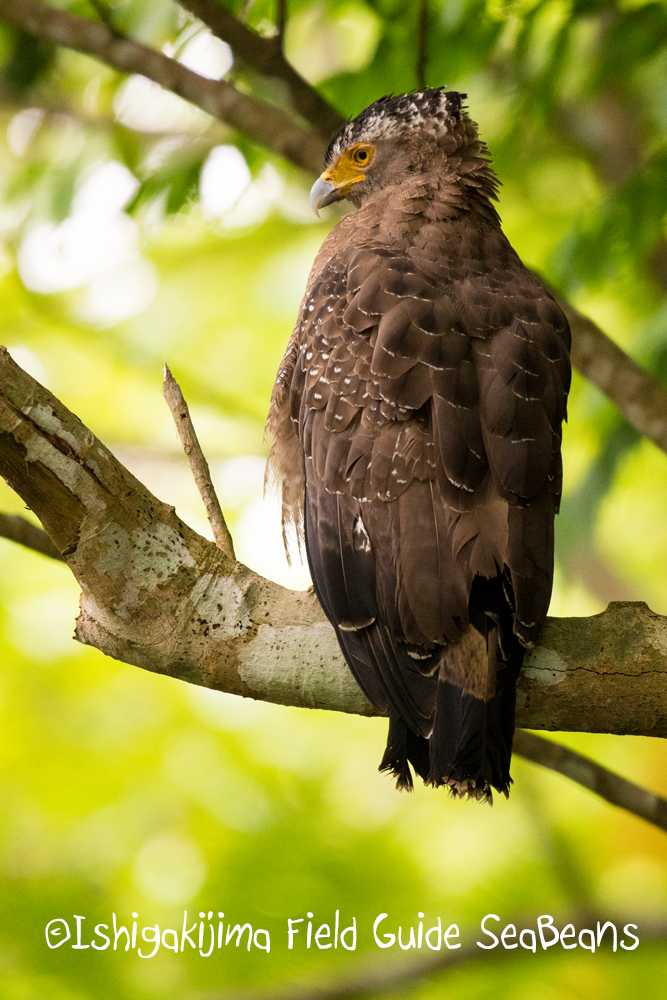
(0, 0), (324, 173)
(3, 353), (667, 833)
(179, 0), (343, 138)
(0, 346), (364, 713)
(1, 347), (667, 740)
(515, 601), (667, 738)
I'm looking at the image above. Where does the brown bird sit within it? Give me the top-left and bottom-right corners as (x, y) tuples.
(267, 89), (571, 801)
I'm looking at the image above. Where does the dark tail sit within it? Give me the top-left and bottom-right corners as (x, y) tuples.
(426, 575), (524, 802)
(426, 643), (523, 802)
(379, 710), (430, 791)
(378, 575), (524, 802)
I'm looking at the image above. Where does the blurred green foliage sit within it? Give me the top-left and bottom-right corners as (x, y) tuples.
(0, 0), (666, 997)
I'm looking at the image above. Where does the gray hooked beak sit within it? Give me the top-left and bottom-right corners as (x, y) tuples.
(310, 175), (339, 216)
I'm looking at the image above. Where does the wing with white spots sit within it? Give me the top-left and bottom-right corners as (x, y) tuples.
(267, 209), (570, 797)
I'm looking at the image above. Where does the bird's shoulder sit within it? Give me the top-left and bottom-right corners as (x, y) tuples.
(301, 205), (567, 336)
(292, 212), (571, 415)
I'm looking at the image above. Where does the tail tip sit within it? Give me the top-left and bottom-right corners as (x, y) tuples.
(379, 758), (414, 792)
(426, 773), (513, 804)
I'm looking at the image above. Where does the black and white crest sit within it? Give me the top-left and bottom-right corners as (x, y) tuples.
(325, 88), (465, 165)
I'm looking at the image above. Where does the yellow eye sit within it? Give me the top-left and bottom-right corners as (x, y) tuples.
(352, 146), (373, 165)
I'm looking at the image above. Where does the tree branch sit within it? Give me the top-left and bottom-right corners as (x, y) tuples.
(1, 347), (667, 738)
(162, 363), (235, 561)
(275, 0), (287, 51)
(0, 512), (64, 561)
(2, 445), (664, 834)
(515, 601), (667, 738)
(178, 0), (343, 138)
(87, 0), (117, 35)
(0, 346), (363, 712)
(555, 291), (667, 455)
(514, 731), (667, 832)
(0, 0), (324, 173)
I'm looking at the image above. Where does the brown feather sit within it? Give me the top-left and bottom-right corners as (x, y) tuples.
(266, 88), (571, 799)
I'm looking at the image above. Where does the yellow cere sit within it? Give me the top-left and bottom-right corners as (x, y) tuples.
(322, 143), (376, 190)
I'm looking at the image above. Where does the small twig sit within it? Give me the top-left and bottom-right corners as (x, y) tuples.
(416, 0), (428, 90)
(87, 0), (117, 34)
(515, 730), (667, 833)
(162, 364), (235, 561)
(275, 0), (287, 48)
(0, 512), (64, 561)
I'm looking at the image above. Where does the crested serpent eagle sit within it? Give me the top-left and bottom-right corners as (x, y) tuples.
(266, 89), (571, 801)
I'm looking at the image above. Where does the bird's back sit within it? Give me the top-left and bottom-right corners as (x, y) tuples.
(267, 90), (571, 800)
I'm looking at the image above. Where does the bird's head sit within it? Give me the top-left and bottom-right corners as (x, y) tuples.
(310, 88), (467, 215)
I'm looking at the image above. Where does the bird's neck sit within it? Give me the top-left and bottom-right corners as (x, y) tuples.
(354, 161), (501, 245)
